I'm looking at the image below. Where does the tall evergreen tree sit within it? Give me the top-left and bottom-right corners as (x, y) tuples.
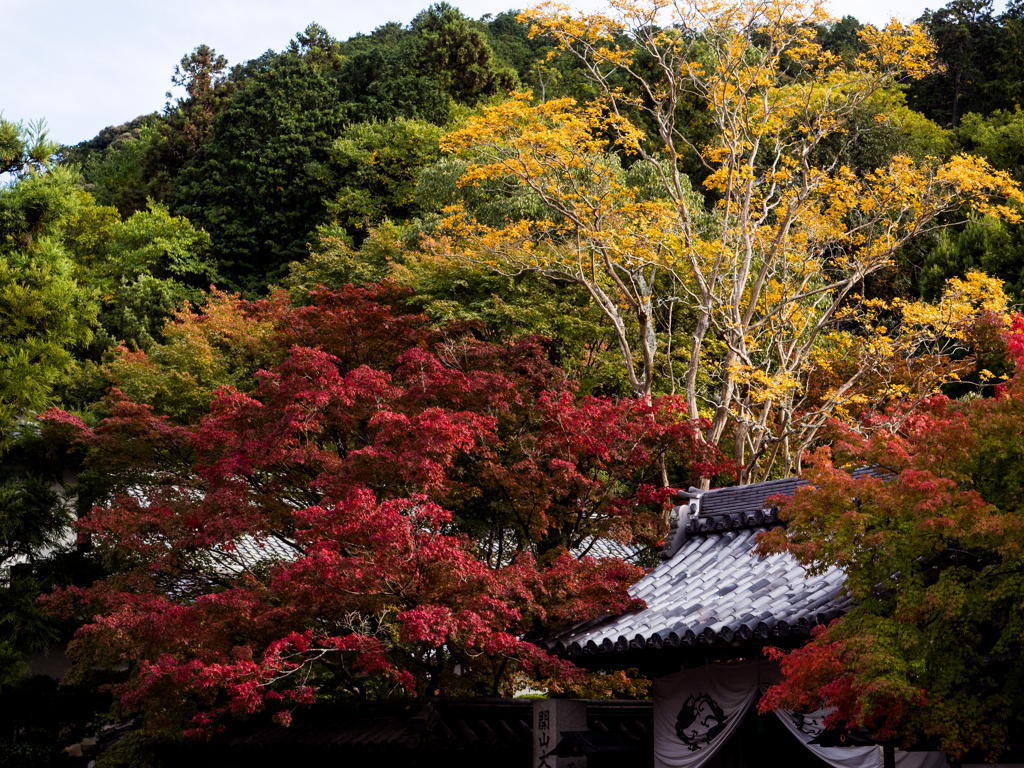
(339, 4), (517, 125)
(171, 29), (348, 290)
(0, 122), (98, 446)
(910, 0), (1003, 125)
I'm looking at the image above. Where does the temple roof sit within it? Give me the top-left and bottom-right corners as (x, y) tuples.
(545, 478), (851, 655)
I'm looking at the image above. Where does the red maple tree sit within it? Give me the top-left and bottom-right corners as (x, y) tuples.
(43, 283), (730, 734)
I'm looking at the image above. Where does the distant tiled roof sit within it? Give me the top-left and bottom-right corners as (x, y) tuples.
(229, 535), (297, 570)
(546, 479), (851, 655)
(572, 536), (643, 561)
(224, 533), (638, 574)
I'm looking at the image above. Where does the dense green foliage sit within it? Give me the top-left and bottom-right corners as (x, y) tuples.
(320, 118), (445, 244)
(339, 3), (517, 123)
(0, 129), (98, 447)
(907, 0), (1024, 127)
(171, 41), (349, 289)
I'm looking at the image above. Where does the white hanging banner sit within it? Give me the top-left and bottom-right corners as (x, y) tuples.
(653, 659), (759, 768)
(772, 704), (882, 768)
(654, 659), (947, 768)
(758, 676), (947, 768)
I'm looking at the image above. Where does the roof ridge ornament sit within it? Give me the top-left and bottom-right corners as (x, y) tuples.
(661, 492), (700, 559)
(660, 479), (805, 559)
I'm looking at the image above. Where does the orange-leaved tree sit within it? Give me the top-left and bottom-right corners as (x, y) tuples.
(438, 0), (1023, 482)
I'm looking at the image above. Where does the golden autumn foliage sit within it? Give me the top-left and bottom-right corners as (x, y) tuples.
(438, 0), (1024, 482)
(756, 271), (1011, 473)
(441, 93), (687, 399)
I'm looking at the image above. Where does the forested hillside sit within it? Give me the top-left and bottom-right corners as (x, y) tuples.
(2, 0), (1024, 763)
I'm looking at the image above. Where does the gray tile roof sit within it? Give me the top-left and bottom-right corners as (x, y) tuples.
(572, 536), (643, 561)
(546, 479), (851, 654)
(701, 475), (805, 515)
(230, 535), (297, 570)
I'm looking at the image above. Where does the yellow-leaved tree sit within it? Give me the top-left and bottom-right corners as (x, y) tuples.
(438, 0), (1024, 483)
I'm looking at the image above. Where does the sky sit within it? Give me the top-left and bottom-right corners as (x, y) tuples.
(0, 0), (984, 147)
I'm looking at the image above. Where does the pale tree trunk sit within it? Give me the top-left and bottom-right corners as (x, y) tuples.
(636, 295), (657, 400)
(684, 308), (711, 423)
(580, 277), (659, 400)
(734, 421), (748, 485)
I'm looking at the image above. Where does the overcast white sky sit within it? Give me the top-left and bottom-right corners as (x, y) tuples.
(0, 0), (990, 146)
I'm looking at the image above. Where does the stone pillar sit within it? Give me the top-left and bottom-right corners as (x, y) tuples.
(533, 699), (588, 768)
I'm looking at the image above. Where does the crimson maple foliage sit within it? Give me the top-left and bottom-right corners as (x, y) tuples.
(757, 315), (1024, 758)
(43, 283), (730, 734)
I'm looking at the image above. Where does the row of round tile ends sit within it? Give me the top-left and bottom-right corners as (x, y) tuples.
(685, 507), (780, 533)
(549, 609), (844, 655)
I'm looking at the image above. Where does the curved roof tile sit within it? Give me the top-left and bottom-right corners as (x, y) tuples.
(547, 480), (850, 654)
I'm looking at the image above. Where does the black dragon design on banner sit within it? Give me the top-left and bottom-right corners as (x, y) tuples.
(675, 692), (728, 751)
